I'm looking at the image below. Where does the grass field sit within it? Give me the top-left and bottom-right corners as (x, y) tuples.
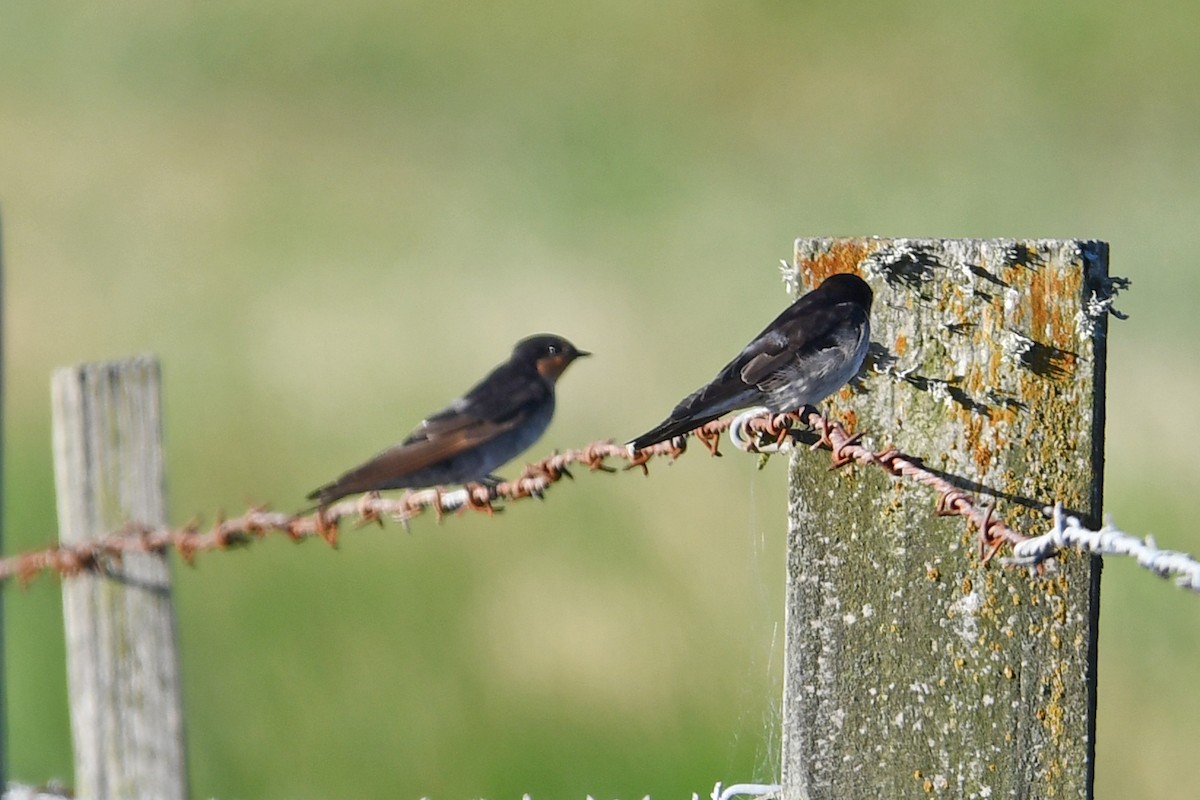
(3, 2), (1199, 797)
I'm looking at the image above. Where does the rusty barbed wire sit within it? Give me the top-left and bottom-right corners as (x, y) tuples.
(727, 407), (1030, 559)
(728, 408), (1200, 593)
(0, 413), (772, 586)
(2, 408), (1197, 593)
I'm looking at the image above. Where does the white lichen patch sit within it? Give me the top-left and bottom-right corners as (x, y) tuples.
(947, 592), (982, 644)
(999, 329), (1035, 364)
(926, 378), (953, 408)
(780, 258), (801, 296)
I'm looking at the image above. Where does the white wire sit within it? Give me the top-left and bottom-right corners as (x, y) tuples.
(712, 782), (782, 800)
(728, 408), (782, 453)
(1006, 503), (1200, 592)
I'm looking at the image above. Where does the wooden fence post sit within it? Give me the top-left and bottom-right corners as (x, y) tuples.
(51, 357), (188, 800)
(781, 239), (1106, 799)
(0, 212), (7, 791)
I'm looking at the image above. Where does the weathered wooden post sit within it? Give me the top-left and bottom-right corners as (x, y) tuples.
(782, 239), (1106, 799)
(51, 357), (188, 800)
(0, 213), (8, 790)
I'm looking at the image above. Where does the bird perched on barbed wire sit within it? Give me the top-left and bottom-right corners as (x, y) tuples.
(307, 334), (589, 506)
(629, 273), (873, 451)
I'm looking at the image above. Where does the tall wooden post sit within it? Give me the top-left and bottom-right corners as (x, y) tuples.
(782, 239), (1106, 799)
(0, 212), (7, 790)
(51, 357), (188, 800)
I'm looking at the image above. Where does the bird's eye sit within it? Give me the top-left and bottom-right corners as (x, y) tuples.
(546, 345), (559, 355)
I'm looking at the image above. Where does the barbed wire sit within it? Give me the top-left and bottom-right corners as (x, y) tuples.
(728, 407), (1031, 557)
(1005, 503), (1200, 592)
(0, 414), (745, 586)
(0, 781), (770, 800)
(727, 408), (1200, 594)
(2, 408), (1198, 593)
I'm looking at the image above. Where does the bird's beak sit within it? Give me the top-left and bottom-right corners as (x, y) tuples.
(575, 349), (592, 359)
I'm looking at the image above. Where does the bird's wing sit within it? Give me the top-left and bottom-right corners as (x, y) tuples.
(334, 416), (516, 488)
(659, 300), (865, 423)
(737, 300), (867, 388)
(305, 411), (524, 503)
(307, 364), (552, 502)
(405, 362), (550, 444)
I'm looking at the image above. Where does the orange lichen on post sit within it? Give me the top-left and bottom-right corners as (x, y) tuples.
(797, 238), (878, 287)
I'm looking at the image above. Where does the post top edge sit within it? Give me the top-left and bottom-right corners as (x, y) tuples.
(51, 354), (162, 383)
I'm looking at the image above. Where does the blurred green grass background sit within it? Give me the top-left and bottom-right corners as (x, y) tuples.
(3, 1), (1199, 797)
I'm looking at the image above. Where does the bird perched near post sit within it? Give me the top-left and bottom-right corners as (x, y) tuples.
(629, 273), (873, 451)
(307, 334), (589, 506)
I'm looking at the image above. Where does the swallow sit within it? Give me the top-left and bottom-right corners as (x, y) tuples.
(307, 334), (589, 506)
(629, 273), (873, 450)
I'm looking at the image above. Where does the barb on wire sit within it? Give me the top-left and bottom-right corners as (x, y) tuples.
(1005, 504), (1200, 592)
